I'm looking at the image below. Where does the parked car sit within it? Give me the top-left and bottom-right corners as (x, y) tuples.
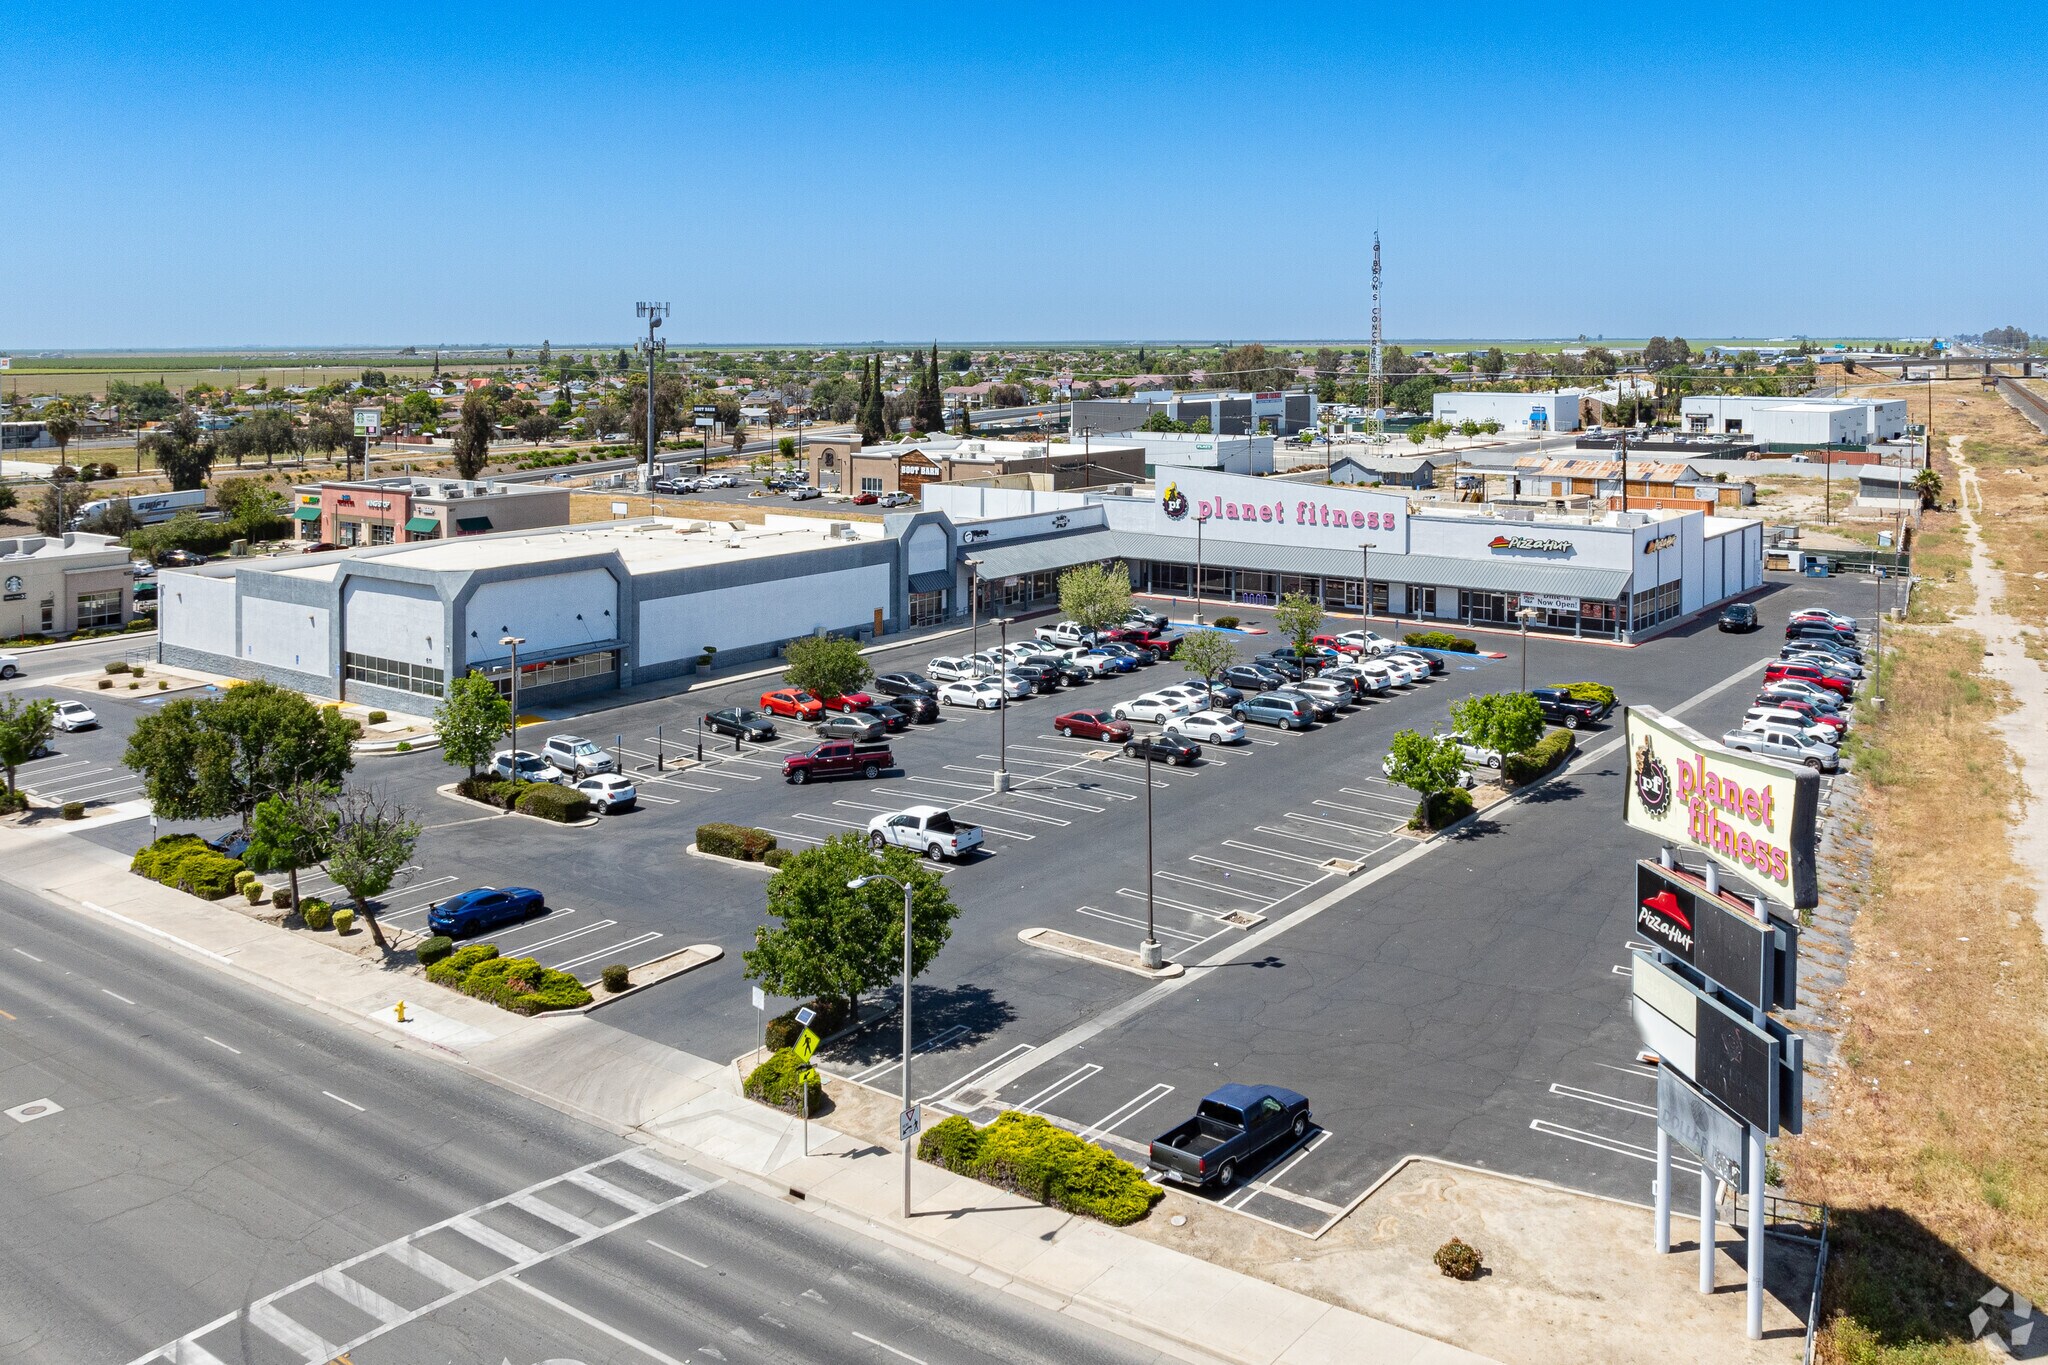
(428, 886), (547, 939)
(1379, 655), (1430, 686)
(706, 707), (777, 741)
(1009, 662), (1062, 694)
(816, 712), (885, 743)
(1450, 731), (1504, 770)
(1034, 621), (1096, 648)
(782, 741), (894, 783)
(1784, 635), (1864, 665)
(873, 671), (938, 698)
(542, 734), (614, 777)
(817, 689), (874, 713)
(1384, 647), (1447, 676)
(880, 693), (939, 724)
(1025, 651), (1094, 683)
(854, 704), (910, 734)
(866, 805), (984, 861)
(489, 750), (562, 783)
(1269, 687), (1338, 720)
(1072, 648), (1129, 674)
(1781, 648), (1864, 679)
(1147, 1085), (1312, 1190)
(1113, 693), (1197, 724)
(787, 485), (822, 501)
(1792, 608), (1859, 631)
(156, 548), (207, 568)
(1786, 619), (1858, 645)
(1157, 681), (1243, 710)
(1122, 605), (1170, 631)
(851, 491), (879, 506)
(1754, 695), (1847, 731)
(1742, 715), (1837, 747)
(1718, 603), (1760, 633)
(1320, 664), (1390, 698)
(1334, 630), (1398, 656)
(1291, 677), (1355, 710)
(938, 680), (1004, 709)
(1165, 710), (1245, 745)
(877, 491), (914, 508)
(1097, 641), (1158, 668)
(760, 688), (825, 719)
(1233, 693), (1314, 730)
(1757, 678), (1844, 710)
(50, 700), (98, 731)
(927, 656), (980, 682)
(1054, 708), (1132, 741)
(1763, 661), (1853, 697)
(1526, 686), (1612, 728)
(1124, 732), (1202, 766)
(1221, 663), (1285, 692)
(575, 774), (638, 813)
(1253, 652), (1308, 681)
(1720, 727), (1840, 772)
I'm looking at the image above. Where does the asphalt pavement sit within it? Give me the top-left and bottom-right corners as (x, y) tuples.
(0, 879), (1172, 1365)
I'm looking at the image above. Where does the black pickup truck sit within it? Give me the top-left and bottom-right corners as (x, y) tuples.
(1525, 686), (1613, 729)
(1147, 1084), (1311, 1190)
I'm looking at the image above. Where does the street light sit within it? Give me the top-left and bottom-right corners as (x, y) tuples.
(1515, 608), (1539, 692)
(1138, 739), (1163, 970)
(965, 557), (983, 660)
(1193, 512), (1208, 626)
(847, 871), (917, 1219)
(500, 635), (526, 745)
(994, 616), (1012, 792)
(1358, 542), (1372, 623)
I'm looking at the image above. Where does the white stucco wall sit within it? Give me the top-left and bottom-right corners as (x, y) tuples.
(906, 524), (948, 576)
(242, 596), (331, 676)
(464, 568), (619, 666)
(342, 578), (441, 668)
(160, 571), (237, 658)
(638, 563), (892, 665)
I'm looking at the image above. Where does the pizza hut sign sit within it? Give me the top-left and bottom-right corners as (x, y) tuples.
(1487, 534), (1574, 553)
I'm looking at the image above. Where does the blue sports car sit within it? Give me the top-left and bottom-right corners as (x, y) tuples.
(428, 886), (547, 939)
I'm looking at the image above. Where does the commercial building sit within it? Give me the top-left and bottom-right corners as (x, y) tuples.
(844, 438), (1147, 498)
(1680, 395), (1908, 449)
(291, 476), (571, 548)
(0, 532), (137, 638)
(1071, 390), (1319, 437)
(1853, 466), (1921, 513)
(1329, 454), (1445, 489)
(1103, 431), (1275, 477)
(1432, 390), (1585, 433)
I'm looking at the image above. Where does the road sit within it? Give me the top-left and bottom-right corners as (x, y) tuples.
(0, 880), (1173, 1365)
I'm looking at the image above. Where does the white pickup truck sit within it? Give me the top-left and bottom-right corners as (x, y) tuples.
(1034, 620), (1095, 647)
(866, 805), (985, 861)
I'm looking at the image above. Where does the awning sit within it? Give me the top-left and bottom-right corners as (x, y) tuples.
(907, 570), (954, 594)
(291, 505), (322, 521)
(958, 529), (1121, 579)
(403, 515), (440, 534)
(456, 515), (494, 533)
(1106, 531), (1634, 602)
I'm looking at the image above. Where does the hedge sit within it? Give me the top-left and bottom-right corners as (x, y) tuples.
(697, 822), (777, 862)
(416, 935), (454, 967)
(918, 1112), (1163, 1226)
(131, 835), (246, 900)
(301, 900), (334, 930)
(744, 1046), (824, 1113)
(1404, 630), (1478, 653)
(456, 775), (525, 809)
(761, 847), (790, 869)
(427, 942), (498, 985)
(1547, 681), (1617, 708)
(333, 907), (357, 934)
(516, 784), (590, 823)
(426, 942), (591, 1013)
(1502, 728), (1576, 785)
(1413, 787), (1477, 831)
(763, 995), (854, 1051)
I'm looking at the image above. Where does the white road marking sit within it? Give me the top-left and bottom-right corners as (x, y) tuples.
(921, 1043), (1035, 1104)
(852, 1330), (930, 1364)
(1153, 869), (1276, 903)
(645, 1238), (709, 1268)
(506, 1276), (694, 1365)
(850, 1025), (968, 1084)
(1189, 854), (1311, 886)
(1222, 1129), (1332, 1211)
(1284, 810), (1386, 836)
(1219, 840), (1330, 867)
(201, 1036), (241, 1055)
(1531, 1118), (1701, 1172)
(1253, 825), (1365, 854)
(321, 1090), (366, 1112)
(553, 933), (663, 973)
(11, 948), (42, 962)
(511, 1192), (608, 1237)
(314, 1268), (409, 1326)
(1079, 1083), (1175, 1142)
(102, 989), (137, 1005)
(1074, 907), (1209, 946)
(246, 1301), (338, 1359)
(1113, 887), (1241, 921)
(1549, 1082), (1658, 1119)
(1015, 1063), (1102, 1114)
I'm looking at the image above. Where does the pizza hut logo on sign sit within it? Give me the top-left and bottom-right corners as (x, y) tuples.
(1488, 534), (1574, 553)
(1633, 733), (1673, 817)
(1643, 534), (1677, 554)
(1050, 513), (1071, 530)
(1638, 888), (1695, 954)
(1161, 482), (1190, 520)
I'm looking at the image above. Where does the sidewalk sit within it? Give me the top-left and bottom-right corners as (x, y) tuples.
(0, 833), (1495, 1365)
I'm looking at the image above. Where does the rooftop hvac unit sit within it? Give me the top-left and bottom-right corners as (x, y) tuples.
(444, 486), (464, 499)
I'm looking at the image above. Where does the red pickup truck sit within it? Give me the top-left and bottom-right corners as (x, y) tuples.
(783, 741), (894, 784)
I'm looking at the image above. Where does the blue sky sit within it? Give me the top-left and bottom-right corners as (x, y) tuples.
(10, 3), (2044, 348)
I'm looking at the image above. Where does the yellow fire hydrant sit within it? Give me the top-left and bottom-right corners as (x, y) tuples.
(395, 1000), (408, 1023)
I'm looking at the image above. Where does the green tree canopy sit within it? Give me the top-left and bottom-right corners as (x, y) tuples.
(1175, 629), (1239, 703)
(122, 681), (359, 828)
(323, 789), (419, 951)
(244, 783), (335, 910)
(1272, 591), (1323, 660)
(1384, 729), (1468, 824)
(1450, 691), (1546, 756)
(782, 635), (873, 702)
(452, 391), (494, 479)
(0, 696), (56, 794)
(435, 670), (512, 777)
(1057, 561), (1133, 636)
(144, 409), (214, 490)
(742, 833), (960, 1016)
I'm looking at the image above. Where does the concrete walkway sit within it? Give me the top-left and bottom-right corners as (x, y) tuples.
(1947, 435), (2048, 942)
(0, 832), (1495, 1365)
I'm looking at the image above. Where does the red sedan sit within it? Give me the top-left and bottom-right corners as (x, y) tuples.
(1054, 709), (1133, 742)
(819, 690), (874, 713)
(851, 492), (879, 505)
(1763, 661), (1852, 697)
(760, 688), (824, 720)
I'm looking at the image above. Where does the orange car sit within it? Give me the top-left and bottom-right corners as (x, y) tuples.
(760, 687), (824, 720)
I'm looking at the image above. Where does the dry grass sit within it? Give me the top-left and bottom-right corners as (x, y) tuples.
(1789, 626), (2048, 1363)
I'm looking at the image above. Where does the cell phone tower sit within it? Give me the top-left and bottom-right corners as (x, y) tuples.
(1368, 231), (1386, 443)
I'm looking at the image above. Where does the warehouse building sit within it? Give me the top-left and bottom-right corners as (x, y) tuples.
(1680, 394), (1908, 449)
(1432, 389), (1586, 433)
(1510, 456), (1754, 510)
(1071, 390), (1319, 437)
(843, 437), (1147, 498)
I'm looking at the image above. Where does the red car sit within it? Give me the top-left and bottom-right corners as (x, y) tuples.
(819, 690), (874, 713)
(1311, 633), (1362, 656)
(1762, 661), (1852, 697)
(851, 491), (879, 506)
(1757, 696), (1848, 733)
(760, 688), (824, 720)
(1054, 709), (1133, 741)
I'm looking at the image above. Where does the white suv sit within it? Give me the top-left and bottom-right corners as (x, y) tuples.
(543, 734), (614, 777)
(928, 656), (978, 681)
(1113, 694), (1198, 724)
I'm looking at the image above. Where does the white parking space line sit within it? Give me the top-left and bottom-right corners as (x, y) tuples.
(1285, 810), (1390, 836)
(1313, 798), (1404, 819)
(1220, 839), (1331, 867)
(1531, 1119), (1701, 1172)
(757, 826), (823, 846)
(1152, 869), (1277, 904)
(1016, 1063), (1102, 1114)
(922, 1043), (1034, 1105)
(501, 917), (619, 955)
(1079, 1084), (1175, 1142)
(792, 813), (870, 833)
(631, 790), (682, 805)
(1253, 825), (1366, 854)
(850, 1329), (930, 1365)
(1221, 1129), (1333, 1211)
(1548, 1082), (1658, 1119)
(1188, 854), (1312, 886)
(1074, 906), (1209, 946)
(849, 1025), (968, 1084)
(554, 933), (662, 972)
(1113, 887), (1244, 921)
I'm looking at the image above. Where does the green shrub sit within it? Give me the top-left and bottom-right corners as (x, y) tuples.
(131, 835), (247, 899)
(1434, 1237), (1484, 1280)
(427, 942), (498, 985)
(1502, 728), (1576, 785)
(744, 1046), (824, 1113)
(395, 740), (411, 752)
(0, 789), (26, 815)
(696, 822), (777, 861)
(271, 887), (293, 908)
(233, 869), (256, 890)
(1405, 630), (1478, 652)
(601, 963), (629, 993)
(516, 784), (590, 823)
(1546, 680), (1616, 708)
(416, 935), (454, 967)
(243, 880), (266, 904)
(1414, 787), (1477, 831)
(1212, 615), (1240, 629)
(130, 666), (144, 677)
(456, 775), (527, 809)
(60, 801), (86, 821)
(104, 661), (129, 675)
(761, 847), (789, 869)
(920, 1112), (1162, 1226)
(763, 996), (853, 1051)
(366, 709), (388, 724)
(301, 901), (334, 930)
(158, 680), (168, 690)
(455, 953), (591, 1013)
(98, 678), (112, 689)
(332, 906), (356, 934)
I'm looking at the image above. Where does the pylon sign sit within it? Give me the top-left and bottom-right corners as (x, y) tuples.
(1634, 860), (1799, 1013)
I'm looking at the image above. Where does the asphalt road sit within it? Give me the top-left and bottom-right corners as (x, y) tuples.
(0, 879), (1172, 1365)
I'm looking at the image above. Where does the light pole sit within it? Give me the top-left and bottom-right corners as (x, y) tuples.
(847, 872), (917, 1219)
(993, 616), (1011, 792)
(1138, 740), (1163, 969)
(1359, 542), (1372, 623)
(500, 635), (527, 746)
(635, 302), (669, 491)
(1516, 608), (1538, 691)
(1194, 513), (1207, 625)
(965, 557), (983, 659)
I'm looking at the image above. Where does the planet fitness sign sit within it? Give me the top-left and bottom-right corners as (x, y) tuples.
(1622, 705), (1819, 907)
(1154, 469), (1406, 550)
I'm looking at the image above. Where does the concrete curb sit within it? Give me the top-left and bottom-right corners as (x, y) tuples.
(685, 844), (777, 874)
(1018, 926), (1187, 978)
(578, 943), (722, 1009)
(357, 734), (440, 757)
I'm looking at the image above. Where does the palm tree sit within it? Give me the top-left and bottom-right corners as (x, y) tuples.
(1913, 468), (1944, 509)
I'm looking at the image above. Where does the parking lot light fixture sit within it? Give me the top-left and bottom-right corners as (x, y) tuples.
(1515, 608), (1539, 692)
(1139, 740), (1164, 970)
(848, 871), (917, 1219)
(499, 635), (526, 740)
(993, 616), (1011, 792)
(965, 557), (983, 663)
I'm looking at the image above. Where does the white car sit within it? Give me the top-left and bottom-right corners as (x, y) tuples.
(1165, 710), (1245, 744)
(1000, 640), (1043, 662)
(1335, 630), (1397, 656)
(1292, 677), (1354, 710)
(939, 680), (1004, 709)
(1792, 607), (1858, 630)
(1743, 716), (1836, 747)
(928, 656), (979, 682)
(1758, 677), (1837, 707)
(1067, 650), (1117, 676)
(1380, 656), (1429, 685)
(1382, 751), (1477, 789)
(1449, 731), (1503, 770)
(489, 749), (564, 783)
(1782, 649), (1864, 679)
(1113, 694), (1198, 724)
(0, 653), (18, 680)
(993, 671), (1034, 700)
(51, 700), (98, 731)
(1721, 727), (1839, 772)
(1744, 704), (1842, 738)
(965, 649), (1009, 675)
(1322, 664), (1391, 697)
(574, 774), (638, 813)
(1154, 682), (1215, 706)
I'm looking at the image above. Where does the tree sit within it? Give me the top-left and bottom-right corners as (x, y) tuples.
(1176, 629), (1239, 706)
(1272, 591), (1323, 660)
(244, 783), (334, 911)
(1384, 729), (1469, 829)
(1058, 561), (1133, 636)
(858, 355), (888, 446)
(516, 412), (560, 444)
(777, 435), (797, 464)
(34, 479), (85, 536)
(729, 420), (748, 455)
(41, 400), (79, 460)
(742, 832), (960, 1018)
(304, 404), (352, 464)
(1449, 692), (1546, 756)
(106, 379), (178, 422)
(145, 409), (215, 490)
(323, 789), (420, 951)
(122, 681), (359, 830)
(1914, 468), (1944, 508)
(241, 408), (300, 466)
(1139, 410), (1193, 433)
(394, 389), (440, 431)
(782, 635), (873, 702)
(452, 391), (494, 479)
(956, 404), (973, 437)
(0, 696), (55, 794)
(538, 340), (551, 367)
(914, 342), (945, 434)
(1480, 347), (1508, 378)
(1214, 343), (1287, 392)
(215, 477), (289, 539)
(435, 669), (512, 777)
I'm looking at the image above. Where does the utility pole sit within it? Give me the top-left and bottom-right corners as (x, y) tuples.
(1366, 231), (1386, 447)
(635, 302), (669, 491)
(1619, 424), (1630, 513)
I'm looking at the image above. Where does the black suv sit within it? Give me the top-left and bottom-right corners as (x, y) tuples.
(1024, 651), (1093, 683)
(1123, 732), (1201, 766)
(1221, 663), (1285, 691)
(1717, 603), (1759, 633)
(1009, 662), (1062, 694)
(1526, 686), (1612, 729)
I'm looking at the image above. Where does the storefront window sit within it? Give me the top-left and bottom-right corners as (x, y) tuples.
(909, 590), (946, 627)
(484, 649), (617, 698)
(75, 590), (122, 629)
(1462, 590), (1511, 624)
(860, 477), (884, 494)
(344, 652), (446, 698)
(1630, 581), (1681, 630)
(1408, 585), (1438, 616)
(369, 523), (395, 546)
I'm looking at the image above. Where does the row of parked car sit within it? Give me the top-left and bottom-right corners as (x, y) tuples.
(1719, 607), (1864, 771)
(487, 734), (640, 812)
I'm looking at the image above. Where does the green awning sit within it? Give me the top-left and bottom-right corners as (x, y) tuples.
(404, 515), (440, 534)
(456, 515), (493, 533)
(291, 505), (323, 521)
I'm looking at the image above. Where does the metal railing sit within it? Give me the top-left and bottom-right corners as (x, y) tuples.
(1727, 1192), (1829, 1362)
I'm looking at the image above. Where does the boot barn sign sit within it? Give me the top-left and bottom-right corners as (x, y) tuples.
(1622, 705), (1820, 907)
(1149, 468), (1410, 552)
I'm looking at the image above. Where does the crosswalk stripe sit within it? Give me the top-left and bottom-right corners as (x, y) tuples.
(246, 1301), (338, 1359)
(448, 1214), (539, 1263)
(509, 1193), (608, 1238)
(315, 1268), (410, 1326)
(563, 1169), (661, 1215)
(382, 1241), (476, 1294)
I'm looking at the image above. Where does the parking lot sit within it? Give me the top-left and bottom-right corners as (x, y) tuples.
(52, 575), (1865, 1235)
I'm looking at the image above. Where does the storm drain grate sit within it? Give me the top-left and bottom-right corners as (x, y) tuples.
(950, 1088), (993, 1110)
(1320, 857), (1363, 876)
(1221, 910), (1266, 928)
